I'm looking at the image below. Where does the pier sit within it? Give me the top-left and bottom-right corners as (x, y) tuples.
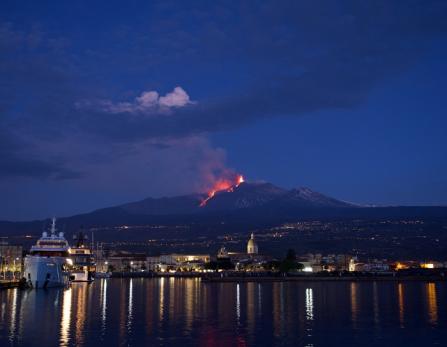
(0, 280), (20, 290)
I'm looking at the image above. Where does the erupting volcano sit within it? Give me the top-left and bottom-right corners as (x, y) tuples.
(200, 174), (245, 207)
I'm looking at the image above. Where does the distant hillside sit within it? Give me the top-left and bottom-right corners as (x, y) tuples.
(1, 182), (446, 238)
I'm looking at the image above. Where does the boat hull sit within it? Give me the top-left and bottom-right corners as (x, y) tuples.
(24, 256), (69, 289)
(94, 272), (112, 279)
(70, 270), (94, 282)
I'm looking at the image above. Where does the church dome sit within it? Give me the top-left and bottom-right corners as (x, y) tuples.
(247, 233), (258, 255)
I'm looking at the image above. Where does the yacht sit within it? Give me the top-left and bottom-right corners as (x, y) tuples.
(24, 217), (71, 289)
(69, 229), (95, 282)
(94, 242), (112, 279)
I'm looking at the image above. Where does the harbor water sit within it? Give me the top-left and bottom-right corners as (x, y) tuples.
(0, 278), (446, 346)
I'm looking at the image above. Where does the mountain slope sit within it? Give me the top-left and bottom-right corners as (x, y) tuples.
(121, 194), (205, 215)
(116, 182), (353, 214)
(280, 187), (353, 208)
(201, 182), (288, 211)
(2, 181), (446, 238)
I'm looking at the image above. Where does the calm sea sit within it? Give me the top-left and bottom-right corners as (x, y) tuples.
(0, 279), (445, 346)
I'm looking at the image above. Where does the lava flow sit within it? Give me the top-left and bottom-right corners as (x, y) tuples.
(199, 174), (245, 207)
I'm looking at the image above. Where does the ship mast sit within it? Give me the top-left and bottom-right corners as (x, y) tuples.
(50, 217), (57, 236)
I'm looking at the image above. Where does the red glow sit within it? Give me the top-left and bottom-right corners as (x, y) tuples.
(200, 174), (245, 207)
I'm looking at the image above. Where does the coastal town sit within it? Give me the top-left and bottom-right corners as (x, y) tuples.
(1, 226), (446, 289)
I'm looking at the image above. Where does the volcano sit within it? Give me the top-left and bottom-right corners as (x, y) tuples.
(120, 181), (353, 215)
(2, 181), (446, 238)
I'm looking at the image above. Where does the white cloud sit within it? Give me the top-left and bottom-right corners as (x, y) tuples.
(159, 87), (191, 108)
(76, 86), (193, 115)
(136, 91), (159, 108)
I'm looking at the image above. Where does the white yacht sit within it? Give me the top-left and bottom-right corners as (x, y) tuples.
(24, 217), (71, 289)
(69, 230), (95, 282)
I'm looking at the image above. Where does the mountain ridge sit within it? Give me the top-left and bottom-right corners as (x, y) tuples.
(1, 182), (447, 237)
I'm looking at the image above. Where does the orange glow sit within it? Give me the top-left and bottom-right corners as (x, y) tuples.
(395, 262), (409, 270)
(236, 175), (244, 186)
(200, 174), (245, 207)
(421, 263), (434, 269)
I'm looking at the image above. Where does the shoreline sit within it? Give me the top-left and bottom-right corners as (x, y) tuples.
(0, 280), (20, 289)
(2, 275), (445, 290)
(200, 275), (447, 283)
(109, 272), (447, 283)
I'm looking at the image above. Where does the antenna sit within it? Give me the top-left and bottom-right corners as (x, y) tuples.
(50, 217), (57, 236)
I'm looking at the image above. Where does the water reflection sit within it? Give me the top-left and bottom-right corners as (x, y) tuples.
(75, 284), (87, 346)
(236, 283), (241, 324)
(0, 279), (445, 347)
(100, 279), (107, 334)
(305, 288), (314, 321)
(246, 282), (255, 337)
(184, 278), (194, 332)
(350, 282), (358, 328)
(60, 288), (72, 347)
(426, 282), (438, 325)
(159, 277), (165, 323)
(373, 282), (380, 328)
(1, 302), (5, 323)
(127, 278), (133, 333)
(398, 283), (404, 328)
(305, 287), (314, 347)
(9, 288), (17, 343)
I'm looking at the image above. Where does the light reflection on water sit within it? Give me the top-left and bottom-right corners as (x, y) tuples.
(127, 278), (133, 334)
(0, 280), (446, 346)
(60, 287), (72, 347)
(398, 283), (404, 328)
(100, 278), (107, 336)
(426, 282), (438, 325)
(8, 287), (17, 343)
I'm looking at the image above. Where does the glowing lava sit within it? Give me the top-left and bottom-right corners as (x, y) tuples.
(200, 174), (245, 207)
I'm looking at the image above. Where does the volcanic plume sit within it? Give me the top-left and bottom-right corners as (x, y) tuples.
(199, 174), (245, 207)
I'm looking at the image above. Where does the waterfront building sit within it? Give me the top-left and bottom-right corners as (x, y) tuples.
(106, 252), (147, 272)
(147, 254), (210, 272)
(217, 246), (229, 259)
(247, 233), (258, 255)
(0, 241), (23, 278)
(420, 261), (444, 269)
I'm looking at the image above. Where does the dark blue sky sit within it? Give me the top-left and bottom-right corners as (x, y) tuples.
(1, 0), (447, 220)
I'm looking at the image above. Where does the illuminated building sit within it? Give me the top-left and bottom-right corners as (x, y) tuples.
(106, 252), (147, 272)
(217, 246), (229, 259)
(0, 241), (22, 277)
(247, 233), (259, 255)
(420, 261), (444, 269)
(147, 254), (210, 272)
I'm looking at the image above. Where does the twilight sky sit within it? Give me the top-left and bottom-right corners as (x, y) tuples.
(1, 0), (447, 220)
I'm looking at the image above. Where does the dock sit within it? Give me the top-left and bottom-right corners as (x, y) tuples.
(0, 280), (20, 290)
